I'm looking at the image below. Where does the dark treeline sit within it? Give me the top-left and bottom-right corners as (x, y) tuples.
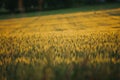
(0, 0), (120, 13)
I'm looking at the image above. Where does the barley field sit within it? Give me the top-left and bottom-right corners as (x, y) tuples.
(0, 8), (120, 80)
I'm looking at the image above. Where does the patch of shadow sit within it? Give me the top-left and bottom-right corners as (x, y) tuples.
(79, 27), (86, 30)
(82, 14), (94, 18)
(112, 26), (120, 29)
(107, 11), (120, 16)
(76, 25), (87, 30)
(97, 23), (111, 26)
(110, 17), (120, 20)
(0, 28), (4, 31)
(55, 28), (66, 31)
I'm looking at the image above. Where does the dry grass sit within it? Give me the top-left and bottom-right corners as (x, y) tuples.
(0, 8), (120, 80)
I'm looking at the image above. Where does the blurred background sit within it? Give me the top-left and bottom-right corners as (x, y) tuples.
(0, 0), (120, 14)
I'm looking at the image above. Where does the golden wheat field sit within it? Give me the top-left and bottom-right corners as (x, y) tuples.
(0, 8), (120, 80)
